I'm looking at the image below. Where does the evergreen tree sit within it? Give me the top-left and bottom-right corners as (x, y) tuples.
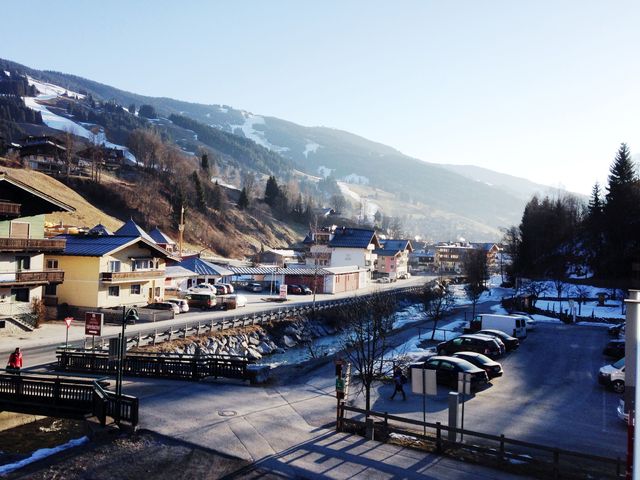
(264, 175), (280, 206)
(201, 152), (210, 173)
(238, 187), (249, 210)
(211, 181), (224, 211)
(128, 104), (136, 115)
(138, 104), (157, 119)
(192, 172), (206, 210)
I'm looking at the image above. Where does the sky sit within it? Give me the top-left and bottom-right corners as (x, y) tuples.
(2, 1), (639, 195)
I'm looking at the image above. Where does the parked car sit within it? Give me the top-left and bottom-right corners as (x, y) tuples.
(299, 285), (313, 295)
(146, 302), (180, 314)
(452, 351), (503, 378)
(509, 312), (536, 331)
(166, 298), (189, 313)
(246, 282), (263, 292)
(229, 294), (247, 307)
(185, 292), (217, 310)
(219, 283), (235, 294)
(213, 284), (227, 295)
(599, 357), (625, 393)
(188, 283), (217, 294)
(437, 334), (503, 358)
(603, 339), (625, 359)
(476, 329), (519, 351)
(419, 356), (489, 391)
(287, 284), (302, 294)
(608, 322), (625, 337)
(379, 277), (391, 284)
(473, 333), (506, 355)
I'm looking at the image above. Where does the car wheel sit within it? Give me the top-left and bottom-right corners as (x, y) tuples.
(613, 380), (625, 394)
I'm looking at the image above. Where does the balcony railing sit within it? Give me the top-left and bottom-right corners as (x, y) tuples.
(0, 237), (66, 252)
(0, 201), (21, 217)
(100, 270), (166, 283)
(0, 270), (64, 286)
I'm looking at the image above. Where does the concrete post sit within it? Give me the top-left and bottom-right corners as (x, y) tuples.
(448, 392), (460, 443)
(625, 290), (640, 413)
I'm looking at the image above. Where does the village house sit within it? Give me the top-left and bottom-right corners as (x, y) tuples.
(19, 136), (67, 173)
(48, 219), (177, 309)
(374, 239), (413, 280)
(0, 172), (73, 332)
(409, 243), (436, 273)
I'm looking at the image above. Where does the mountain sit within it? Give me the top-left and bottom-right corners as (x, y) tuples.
(0, 58), (568, 241)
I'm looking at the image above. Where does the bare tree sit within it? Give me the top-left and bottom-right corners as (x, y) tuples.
(330, 194), (347, 215)
(61, 128), (76, 179)
(463, 248), (488, 319)
(422, 281), (455, 340)
(340, 291), (397, 412)
(523, 280), (549, 309)
(572, 284), (591, 316)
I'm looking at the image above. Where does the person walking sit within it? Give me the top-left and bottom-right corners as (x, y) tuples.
(390, 367), (407, 400)
(7, 347), (23, 374)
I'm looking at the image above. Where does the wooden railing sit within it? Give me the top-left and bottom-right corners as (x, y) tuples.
(16, 270), (65, 283)
(100, 270), (166, 282)
(57, 350), (253, 382)
(0, 371), (138, 427)
(339, 405), (623, 479)
(0, 237), (66, 252)
(0, 201), (21, 217)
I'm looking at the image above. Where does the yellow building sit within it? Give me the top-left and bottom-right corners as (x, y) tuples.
(47, 220), (177, 309)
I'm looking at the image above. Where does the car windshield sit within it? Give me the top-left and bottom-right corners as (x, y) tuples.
(613, 357), (625, 369)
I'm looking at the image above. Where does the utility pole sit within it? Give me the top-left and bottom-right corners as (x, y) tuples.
(178, 206), (185, 257)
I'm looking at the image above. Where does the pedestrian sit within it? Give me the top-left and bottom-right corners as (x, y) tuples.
(390, 367), (407, 400)
(6, 347), (22, 374)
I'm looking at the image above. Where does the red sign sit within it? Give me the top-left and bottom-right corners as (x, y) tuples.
(84, 312), (103, 336)
(64, 317), (73, 329)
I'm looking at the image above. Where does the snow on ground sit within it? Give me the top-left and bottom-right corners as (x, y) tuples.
(387, 318), (467, 362)
(318, 166), (333, 178)
(27, 75), (85, 99)
(3, 70), (10, 77)
(342, 173), (369, 185)
(393, 303), (424, 329)
(0, 436), (88, 475)
(230, 112), (289, 153)
(218, 105), (228, 113)
(210, 177), (239, 190)
(535, 299), (624, 320)
(337, 181), (380, 221)
(303, 141), (320, 158)
(23, 96), (137, 164)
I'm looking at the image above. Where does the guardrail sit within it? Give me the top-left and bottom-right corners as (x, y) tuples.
(338, 404), (622, 479)
(57, 350), (254, 382)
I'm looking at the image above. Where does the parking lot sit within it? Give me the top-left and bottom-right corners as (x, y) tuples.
(371, 321), (627, 459)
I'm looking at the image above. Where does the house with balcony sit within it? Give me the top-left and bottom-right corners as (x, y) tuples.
(49, 220), (177, 309)
(0, 172), (74, 330)
(374, 239), (413, 280)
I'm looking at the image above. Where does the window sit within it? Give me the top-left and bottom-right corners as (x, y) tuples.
(154, 287), (161, 297)
(452, 338), (463, 345)
(44, 284), (57, 296)
(130, 284), (141, 295)
(12, 288), (29, 302)
(46, 259), (59, 269)
(108, 286), (120, 297)
(9, 221), (29, 239)
(132, 259), (152, 271)
(16, 256), (31, 271)
(439, 362), (455, 371)
(109, 261), (121, 273)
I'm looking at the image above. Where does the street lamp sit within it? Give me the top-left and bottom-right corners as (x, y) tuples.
(116, 306), (138, 421)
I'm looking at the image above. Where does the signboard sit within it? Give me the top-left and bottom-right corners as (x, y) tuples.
(108, 337), (122, 361)
(64, 317), (73, 329)
(84, 312), (103, 336)
(411, 367), (437, 395)
(458, 372), (472, 395)
(279, 284), (288, 299)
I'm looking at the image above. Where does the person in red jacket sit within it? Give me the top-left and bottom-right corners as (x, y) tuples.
(7, 347), (22, 373)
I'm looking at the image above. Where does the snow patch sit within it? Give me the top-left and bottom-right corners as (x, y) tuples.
(210, 177), (239, 190)
(0, 436), (89, 475)
(318, 166), (333, 178)
(27, 75), (85, 99)
(342, 173), (369, 185)
(218, 105), (228, 113)
(337, 181), (380, 221)
(3, 70), (10, 77)
(229, 112), (289, 153)
(303, 141), (320, 158)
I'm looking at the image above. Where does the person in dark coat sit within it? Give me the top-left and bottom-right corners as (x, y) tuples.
(390, 367), (406, 400)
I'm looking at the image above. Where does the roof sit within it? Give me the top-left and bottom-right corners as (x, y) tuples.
(323, 266), (366, 274)
(228, 266), (331, 275)
(0, 172), (75, 216)
(149, 227), (176, 245)
(87, 224), (113, 236)
(470, 242), (499, 252)
(376, 239), (414, 256)
(57, 234), (176, 258)
(165, 265), (197, 278)
(328, 228), (380, 249)
(178, 257), (234, 277)
(114, 219), (155, 243)
(266, 249), (297, 257)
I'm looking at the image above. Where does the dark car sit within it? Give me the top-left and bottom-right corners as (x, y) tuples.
(287, 284), (303, 294)
(476, 329), (519, 352)
(608, 322), (625, 337)
(603, 340), (625, 359)
(299, 285), (313, 295)
(452, 351), (503, 378)
(419, 356), (489, 391)
(437, 334), (503, 358)
(246, 282), (263, 292)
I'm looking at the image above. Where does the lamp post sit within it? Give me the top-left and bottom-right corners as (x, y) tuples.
(116, 307), (138, 421)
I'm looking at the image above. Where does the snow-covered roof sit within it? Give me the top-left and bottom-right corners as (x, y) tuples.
(165, 265), (197, 278)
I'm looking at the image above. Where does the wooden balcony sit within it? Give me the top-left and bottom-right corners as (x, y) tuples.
(0, 201), (21, 218)
(0, 270), (64, 286)
(100, 270), (166, 283)
(0, 237), (66, 252)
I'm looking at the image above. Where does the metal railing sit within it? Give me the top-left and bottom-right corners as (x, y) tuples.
(339, 405), (622, 479)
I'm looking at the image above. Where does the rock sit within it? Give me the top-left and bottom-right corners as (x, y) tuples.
(247, 348), (262, 360)
(283, 335), (297, 348)
(249, 335), (260, 346)
(284, 325), (298, 336)
(257, 341), (272, 355)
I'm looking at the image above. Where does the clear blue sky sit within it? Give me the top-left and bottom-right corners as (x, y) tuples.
(2, 1), (639, 194)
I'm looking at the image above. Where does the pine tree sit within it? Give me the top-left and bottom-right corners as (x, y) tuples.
(201, 152), (210, 173)
(192, 172), (206, 209)
(238, 187), (249, 210)
(264, 175), (280, 206)
(211, 181), (224, 211)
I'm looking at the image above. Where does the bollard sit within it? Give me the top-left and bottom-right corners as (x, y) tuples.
(448, 392), (460, 443)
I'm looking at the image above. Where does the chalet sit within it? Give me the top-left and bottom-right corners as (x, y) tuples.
(48, 220), (177, 309)
(374, 239), (413, 280)
(149, 227), (177, 253)
(409, 245), (436, 273)
(19, 136), (66, 173)
(470, 242), (501, 272)
(0, 172), (74, 331)
(260, 248), (302, 267)
(434, 242), (474, 274)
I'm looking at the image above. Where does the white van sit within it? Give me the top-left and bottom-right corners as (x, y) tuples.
(599, 357), (625, 393)
(470, 314), (528, 339)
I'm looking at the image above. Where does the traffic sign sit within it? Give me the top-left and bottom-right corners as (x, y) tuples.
(64, 317), (73, 329)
